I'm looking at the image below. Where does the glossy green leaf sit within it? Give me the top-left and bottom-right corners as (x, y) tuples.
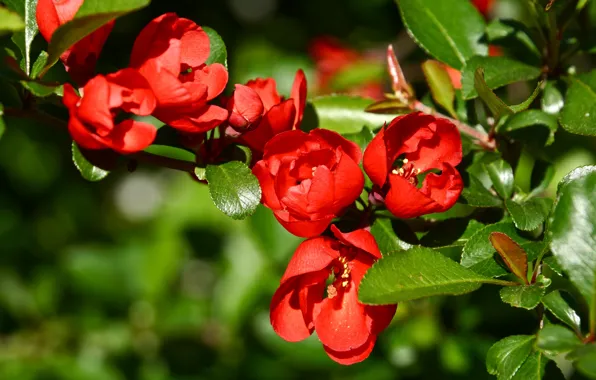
(536, 324), (581, 353)
(305, 95), (401, 134)
(30, 50), (48, 79)
(462, 222), (530, 273)
(485, 19), (541, 63)
(370, 218), (414, 255)
(485, 159), (514, 199)
(548, 166), (596, 333)
(43, 0), (151, 74)
(542, 291), (581, 332)
(505, 198), (552, 231)
(20, 80), (61, 97)
(510, 352), (547, 380)
(560, 71), (596, 136)
(395, 0), (487, 70)
(541, 81), (564, 115)
(9, 0), (38, 76)
(0, 7), (24, 36)
(500, 284), (545, 310)
(206, 161), (261, 220)
(490, 232), (528, 282)
(486, 335), (534, 380)
(422, 60), (456, 118)
(498, 110), (558, 146)
(203, 26), (227, 67)
(461, 176), (503, 208)
(71, 142), (110, 182)
(358, 246), (493, 305)
(474, 68), (513, 120)
(462, 56), (541, 100)
(543, 256), (564, 276)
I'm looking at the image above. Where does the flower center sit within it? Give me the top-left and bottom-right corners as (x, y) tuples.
(391, 158), (420, 185)
(326, 255), (351, 299)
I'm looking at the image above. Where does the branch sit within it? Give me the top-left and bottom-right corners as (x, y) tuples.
(412, 101), (496, 151)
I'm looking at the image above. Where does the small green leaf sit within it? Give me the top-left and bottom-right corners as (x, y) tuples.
(560, 71), (596, 136)
(510, 352), (547, 380)
(358, 246), (493, 305)
(205, 161), (261, 220)
(536, 324), (581, 353)
(510, 81), (543, 113)
(30, 50), (48, 79)
(462, 56), (541, 100)
(395, 0), (487, 70)
(474, 68), (513, 120)
(370, 218), (414, 255)
(304, 95), (401, 134)
(500, 284), (545, 310)
(505, 198), (552, 231)
(486, 335), (534, 380)
(422, 60), (456, 118)
(20, 80), (62, 97)
(0, 7), (24, 36)
(462, 222), (531, 277)
(541, 81), (564, 115)
(203, 26), (227, 68)
(543, 256), (564, 276)
(9, 0), (38, 76)
(364, 98), (409, 114)
(44, 0), (151, 75)
(548, 166), (596, 333)
(485, 159), (514, 199)
(542, 291), (581, 332)
(490, 232), (528, 282)
(497, 110), (558, 146)
(71, 142), (110, 182)
(461, 176), (503, 208)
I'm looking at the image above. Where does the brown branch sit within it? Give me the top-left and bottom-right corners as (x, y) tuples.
(412, 101), (496, 151)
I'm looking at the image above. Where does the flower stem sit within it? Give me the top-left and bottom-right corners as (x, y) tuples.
(412, 101), (496, 151)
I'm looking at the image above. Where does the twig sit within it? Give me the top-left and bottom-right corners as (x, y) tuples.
(412, 101), (496, 151)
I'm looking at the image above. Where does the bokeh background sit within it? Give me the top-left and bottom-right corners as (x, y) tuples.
(2, 0), (596, 378)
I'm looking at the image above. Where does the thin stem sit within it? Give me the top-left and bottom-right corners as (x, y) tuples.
(412, 101), (496, 151)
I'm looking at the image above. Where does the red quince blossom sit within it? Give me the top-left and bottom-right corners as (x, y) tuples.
(253, 128), (364, 238)
(271, 225), (397, 365)
(36, 0), (114, 85)
(130, 13), (229, 133)
(63, 69), (157, 153)
(229, 70), (306, 156)
(363, 112), (463, 219)
(310, 37), (384, 100)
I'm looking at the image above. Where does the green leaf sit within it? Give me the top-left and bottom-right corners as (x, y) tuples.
(560, 71), (596, 136)
(30, 50), (48, 79)
(0, 7), (24, 36)
(510, 352), (547, 380)
(497, 110), (558, 146)
(342, 126), (374, 152)
(542, 291), (581, 332)
(71, 142), (110, 182)
(364, 98), (410, 114)
(474, 68), (513, 120)
(358, 246), (493, 305)
(505, 198), (552, 232)
(20, 80), (61, 97)
(395, 0), (487, 70)
(500, 284), (545, 310)
(485, 159), (514, 199)
(203, 26), (227, 68)
(486, 335), (534, 380)
(461, 176), (503, 208)
(568, 346), (596, 378)
(462, 56), (541, 100)
(9, 0), (38, 76)
(548, 166), (596, 333)
(485, 20), (541, 64)
(543, 256), (564, 276)
(462, 222), (531, 277)
(304, 95), (401, 134)
(330, 61), (385, 92)
(370, 218), (414, 255)
(205, 161), (261, 220)
(490, 232), (528, 282)
(510, 81), (543, 113)
(43, 0), (151, 75)
(541, 81), (564, 115)
(536, 324), (581, 353)
(421, 60), (456, 118)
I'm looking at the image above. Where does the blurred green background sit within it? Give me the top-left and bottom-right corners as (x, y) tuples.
(2, 0), (596, 379)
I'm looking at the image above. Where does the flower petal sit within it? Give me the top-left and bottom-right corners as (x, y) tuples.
(76, 75), (114, 132)
(385, 174), (442, 218)
(180, 29), (210, 67)
(290, 69), (307, 128)
(246, 77), (282, 111)
(228, 84), (264, 129)
(279, 236), (338, 284)
(330, 148), (364, 212)
(408, 117), (462, 170)
(252, 160), (282, 210)
(270, 278), (313, 342)
(310, 128), (362, 164)
(330, 226), (382, 259)
(274, 211), (334, 238)
(107, 120), (157, 154)
(323, 335), (376, 365)
(107, 68), (156, 115)
(192, 63), (228, 101)
(363, 125), (389, 187)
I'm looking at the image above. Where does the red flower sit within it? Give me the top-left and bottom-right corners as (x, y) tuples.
(63, 69), (157, 153)
(130, 13), (229, 133)
(253, 128), (364, 238)
(363, 112), (463, 218)
(231, 70), (307, 155)
(271, 225), (397, 365)
(36, 0), (113, 85)
(309, 37), (384, 100)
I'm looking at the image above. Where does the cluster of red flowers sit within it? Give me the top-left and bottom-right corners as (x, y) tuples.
(38, 0), (463, 365)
